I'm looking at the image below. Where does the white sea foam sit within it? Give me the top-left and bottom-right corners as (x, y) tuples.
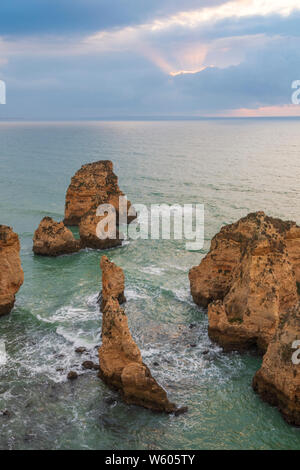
(125, 288), (148, 300)
(139, 265), (165, 275)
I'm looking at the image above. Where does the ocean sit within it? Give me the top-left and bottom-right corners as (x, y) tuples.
(0, 119), (299, 450)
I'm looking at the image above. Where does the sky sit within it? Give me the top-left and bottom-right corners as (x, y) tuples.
(0, 0), (300, 119)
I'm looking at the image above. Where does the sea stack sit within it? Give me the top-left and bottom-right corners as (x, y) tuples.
(79, 207), (122, 251)
(189, 212), (300, 353)
(98, 256), (182, 414)
(253, 303), (300, 426)
(64, 160), (135, 226)
(33, 217), (81, 256)
(100, 255), (126, 310)
(0, 225), (24, 316)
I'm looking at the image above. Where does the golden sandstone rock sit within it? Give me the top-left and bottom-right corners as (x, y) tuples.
(79, 207), (122, 251)
(33, 217), (80, 256)
(253, 303), (300, 426)
(0, 225), (24, 316)
(64, 160), (134, 226)
(100, 255), (126, 310)
(98, 256), (182, 414)
(189, 211), (300, 425)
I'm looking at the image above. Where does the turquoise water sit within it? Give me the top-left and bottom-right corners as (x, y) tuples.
(0, 120), (300, 450)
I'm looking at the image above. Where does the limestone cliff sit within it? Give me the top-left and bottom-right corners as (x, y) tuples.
(189, 212), (300, 308)
(0, 225), (24, 316)
(190, 212), (299, 352)
(253, 303), (300, 426)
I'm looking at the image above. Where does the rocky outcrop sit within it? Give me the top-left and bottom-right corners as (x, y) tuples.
(208, 233), (298, 353)
(0, 225), (24, 316)
(189, 211), (300, 425)
(64, 160), (135, 226)
(79, 208), (122, 251)
(253, 303), (300, 426)
(100, 255), (126, 311)
(285, 224), (300, 285)
(98, 256), (182, 414)
(33, 217), (81, 256)
(189, 212), (300, 308)
(190, 212), (300, 353)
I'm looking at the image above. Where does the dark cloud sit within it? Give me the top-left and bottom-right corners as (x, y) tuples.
(0, 0), (223, 36)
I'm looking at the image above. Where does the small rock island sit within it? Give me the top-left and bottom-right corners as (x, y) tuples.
(33, 160), (135, 256)
(33, 217), (81, 256)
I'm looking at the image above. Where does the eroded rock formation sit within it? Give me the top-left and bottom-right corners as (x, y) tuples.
(208, 226), (298, 353)
(64, 160), (135, 226)
(98, 256), (181, 413)
(100, 255), (126, 310)
(189, 212), (300, 308)
(285, 224), (300, 285)
(33, 217), (81, 256)
(189, 211), (300, 425)
(190, 212), (300, 352)
(253, 303), (300, 426)
(0, 225), (24, 316)
(79, 208), (122, 251)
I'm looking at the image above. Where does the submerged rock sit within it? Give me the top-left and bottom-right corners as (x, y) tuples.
(64, 160), (135, 226)
(190, 212), (300, 353)
(33, 217), (81, 257)
(253, 303), (300, 426)
(67, 371), (78, 380)
(100, 255), (126, 311)
(79, 207), (122, 251)
(0, 225), (24, 316)
(98, 256), (184, 414)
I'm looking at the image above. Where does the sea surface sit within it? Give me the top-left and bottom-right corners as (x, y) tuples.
(0, 119), (300, 450)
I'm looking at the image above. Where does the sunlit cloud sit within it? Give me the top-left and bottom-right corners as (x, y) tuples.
(87, 0), (300, 42)
(84, 0), (300, 74)
(170, 66), (213, 76)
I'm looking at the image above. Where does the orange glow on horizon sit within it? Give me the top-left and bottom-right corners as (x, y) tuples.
(209, 104), (300, 117)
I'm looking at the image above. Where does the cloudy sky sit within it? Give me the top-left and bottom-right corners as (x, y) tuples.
(1, 0), (300, 119)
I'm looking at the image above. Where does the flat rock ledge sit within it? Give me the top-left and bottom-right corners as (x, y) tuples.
(98, 255), (186, 414)
(0, 225), (24, 316)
